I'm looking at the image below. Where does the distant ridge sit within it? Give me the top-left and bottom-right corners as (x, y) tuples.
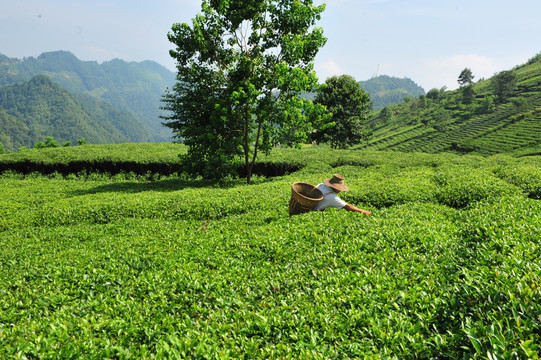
(0, 51), (176, 143)
(0, 75), (153, 150)
(359, 75), (425, 110)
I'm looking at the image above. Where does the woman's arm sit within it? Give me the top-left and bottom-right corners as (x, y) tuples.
(344, 203), (371, 215)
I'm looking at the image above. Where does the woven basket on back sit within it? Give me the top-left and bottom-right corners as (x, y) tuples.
(289, 182), (323, 216)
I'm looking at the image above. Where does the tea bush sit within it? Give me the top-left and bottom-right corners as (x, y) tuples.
(433, 165), (522, 208)
(492, 163), (541, 199)
(1, 145), (540, 358)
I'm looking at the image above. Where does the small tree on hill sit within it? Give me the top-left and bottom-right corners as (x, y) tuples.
(458, 68), (475, 104)
(313, 75), (372, 149)
(462, 84), (475, 105)
(379, 106), (393, 123)
(0, 142), (4, 154)
(426, 88), (440, 101)
(458, 68), (474, 87)
(492, 70), (518, 103)
(34, 136), (59, 149)
(162, 0), (328, 184)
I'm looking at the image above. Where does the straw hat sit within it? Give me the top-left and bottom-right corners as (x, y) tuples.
(324, 174), (349, 192)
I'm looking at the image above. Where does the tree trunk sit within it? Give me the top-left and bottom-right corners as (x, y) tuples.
(246, 164), (252, 185)
(244, 103), (251, 184)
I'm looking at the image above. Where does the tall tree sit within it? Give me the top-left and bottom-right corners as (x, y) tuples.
(458, 68), (474, 87)
(462, 84), (475, 105)
(162, 0), (328, 183)
(313, 75), (372, 148)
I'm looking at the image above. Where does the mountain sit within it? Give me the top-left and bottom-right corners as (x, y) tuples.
(359, 75), (425, 110)
(0, 75), (154, 151)
(361, 53), (541, 156)
(0, 51), (176, 142)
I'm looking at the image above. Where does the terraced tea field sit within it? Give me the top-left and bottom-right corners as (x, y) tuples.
(363, 56), (541, 157)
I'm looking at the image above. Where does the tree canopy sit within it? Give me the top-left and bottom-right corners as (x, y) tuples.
(313, 75), (372, 149)
(492, 70), (518, 103)
(161, 0), (328, 183)
(458, 68), (474, 87)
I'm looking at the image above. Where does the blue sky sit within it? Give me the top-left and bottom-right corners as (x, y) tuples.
(1, 0), (540, 91)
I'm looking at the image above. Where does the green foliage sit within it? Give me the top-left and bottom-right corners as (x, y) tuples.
(77, 138), (87, 145)
(162, 0), (328, 183)
(0, 142), (4, 154)
(1, 145), (540, 358)
(526, 52), (541, 65)
(0, 143), (186, 177)
(492, 163), (541, 199)
(426, 88), (441, 100)
(511, 96), (528, 111)
(462, 84), (475, 105)
(492, 70), (518, 103)
(433, 166), (521, 208)
(479, 95), (495, 113)
(313, 75), (372, 148)
(379, 106), (393, 123)
(34, 136), (60, 149)
(431, 109), (451, 132)
(458, 67), (474, 86)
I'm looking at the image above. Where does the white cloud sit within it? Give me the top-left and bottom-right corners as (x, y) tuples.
(422, 54), (499, 90)
(83, 46), (123, 63)
(315, 60), (344, 81)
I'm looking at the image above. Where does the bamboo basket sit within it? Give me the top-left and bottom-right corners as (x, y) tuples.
(289, 182), (323, 216)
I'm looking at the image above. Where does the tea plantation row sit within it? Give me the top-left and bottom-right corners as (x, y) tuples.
(1, 145), (540, 358)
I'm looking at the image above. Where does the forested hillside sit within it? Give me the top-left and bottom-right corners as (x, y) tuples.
(363, 54), (541, 156)
(0, 51), (176, 142)
(0, 75), (153, 150)
(359, 75), (425, 110)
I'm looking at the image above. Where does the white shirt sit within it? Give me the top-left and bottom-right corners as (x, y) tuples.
(313, 183), (347, 211)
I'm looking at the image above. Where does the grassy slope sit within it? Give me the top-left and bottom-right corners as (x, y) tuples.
(363, 56), (541, 156)
(1, 144), (540, 358)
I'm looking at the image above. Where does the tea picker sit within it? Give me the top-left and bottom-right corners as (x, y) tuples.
(289, 174), (371, 216)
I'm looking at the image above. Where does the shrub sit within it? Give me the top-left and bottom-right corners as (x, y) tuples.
(492, 164), (541, 199)
(345, 166), (436, 208)
(433, 166), (522, 208)
(34, 136), (60, 149)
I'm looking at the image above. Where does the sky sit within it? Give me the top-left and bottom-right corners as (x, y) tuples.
(1, 0), (540, 91)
